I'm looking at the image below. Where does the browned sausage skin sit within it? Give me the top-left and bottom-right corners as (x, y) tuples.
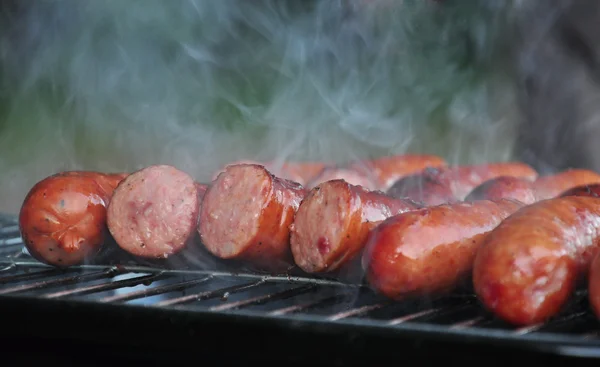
(199, 164), (306, 272)
(589, 251), (600, 319)
(533, 169), (600, 200)
(349, 154), (447, 191)
(560, 184), (600, 199)
(213, 160), (328, 186)
(290, 180), (419, 274)
(427, 162), (538, 200)
(464, 176), (537, 205)
(473, 196), (600, 326)
(306, 167), (378, 190)
(362, 199), (523, 300)
(19, 171), (126, 268)
(107, 165), (200, 260)
(386, 172), (457, 206)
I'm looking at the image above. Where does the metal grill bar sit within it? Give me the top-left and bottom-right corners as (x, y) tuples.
(100, 275), (214, 303)
(0, 268), (61, 284)
(327, 301), (392, 321)
(0, 268), (121, 295)
(268, 294), (349, 316)
(155, 280), (266, 307)
(43, 273), (165, 299)
(209, 284), (316, 312)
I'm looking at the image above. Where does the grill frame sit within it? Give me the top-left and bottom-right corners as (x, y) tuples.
(2, 214), (600, 365)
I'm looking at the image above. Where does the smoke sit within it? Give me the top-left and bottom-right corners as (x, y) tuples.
(0, 0), (537, 213)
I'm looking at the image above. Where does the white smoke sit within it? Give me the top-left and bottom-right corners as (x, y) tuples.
(0, 0), (523, 213)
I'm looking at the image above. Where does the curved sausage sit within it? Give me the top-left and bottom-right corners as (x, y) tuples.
(290, 179), (419, 274)
(560, 184), (600, 199)
(362, 199), (523, 300)
(588, 251), (600, 319)
(464, 176), (537, 205)
(386, 172), (457, 206)
(534, 169), (600, 200)
(429, 162), (538, 200)
(199, 163), (306, 272)
(107, 165), (200, 260)
(306, 167), (378, 190)
(349, 154), (447, 191)
(473, 196), (600, 326)
(19, 172), (123, 267)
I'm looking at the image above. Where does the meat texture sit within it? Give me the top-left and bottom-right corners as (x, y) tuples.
(199, 163), (306, 272)
(107, 165), (200, 260)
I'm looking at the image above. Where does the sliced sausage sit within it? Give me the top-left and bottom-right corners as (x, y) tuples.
(464, 176), (537, 205)
(473, 196), (600, 326)
(560, 184), (600, 199)
(533, 169), (600, 200)
(386, 172), (457, 206)
(199, 163), (306, 272)
(107, 165), (200, 260)
(349, 154), (447, 191)
(290, 179), (419, 274)
(306, 167), (378, 190)
(589, 251), (600, 319)
(362, 199), (523, 300)
(19, 172), (120, 267)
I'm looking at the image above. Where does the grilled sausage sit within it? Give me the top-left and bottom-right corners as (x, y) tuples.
(213, 160), (327, 186)
(196, 183), (208, 200)
(19, 171), (127, 267)
(362, 199), (523, 300)
(473, 196), (600, 326)
(533, 169), (600, 200)
(199, 163), (306, 272)
(290, 179), (419, 274)
(560, 184), (600, 199)
(306, 167), (378, 190)
(588, 251), (600, 320)
(429, 162), (538, 200)
(386, 172), (457, 206)
(464, 176), (537, 205)
(349, 154), (447, 191)
(107, 165), (200, 260)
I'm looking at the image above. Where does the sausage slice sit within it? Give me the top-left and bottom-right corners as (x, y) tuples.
(107, 165), (200, 260)
(290, 179), (418, 274)
(199, 163), (306, 271)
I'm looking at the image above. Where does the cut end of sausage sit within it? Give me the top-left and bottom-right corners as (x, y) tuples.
(107, 165), (199, 259)
(290, 180), (355, 273)
(199, 164), (272, 259)
(306, 167), (378, 191)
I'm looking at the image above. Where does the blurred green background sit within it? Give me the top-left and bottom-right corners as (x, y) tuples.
(0, 0), (521, 213)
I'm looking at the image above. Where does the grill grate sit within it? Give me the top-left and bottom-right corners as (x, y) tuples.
(2, 214), (600, 363)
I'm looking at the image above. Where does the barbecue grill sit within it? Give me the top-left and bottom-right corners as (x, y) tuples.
(1, 213), (600, 366)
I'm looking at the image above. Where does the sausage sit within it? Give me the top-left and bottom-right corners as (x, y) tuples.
(362, 199), (523, 300)
(107, 165), (200, 260)
(306, 167), (378, 190)
(213, 160), (327, 186)
(473, 196), (600, 326)
(19, 171), (124, 267)
(533, 169), (600, 200)
(429, 162), (538, 200)
(559, 184), (600, 199)
(589, 251), (600, 320)
(195, 183), (208, 200)
(386, 172), (457, 206)
(290, 179), (419, 274)
(349, 154), (447, 191)
(464, 176), (537, 205)
(199, 163), (306, 272)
